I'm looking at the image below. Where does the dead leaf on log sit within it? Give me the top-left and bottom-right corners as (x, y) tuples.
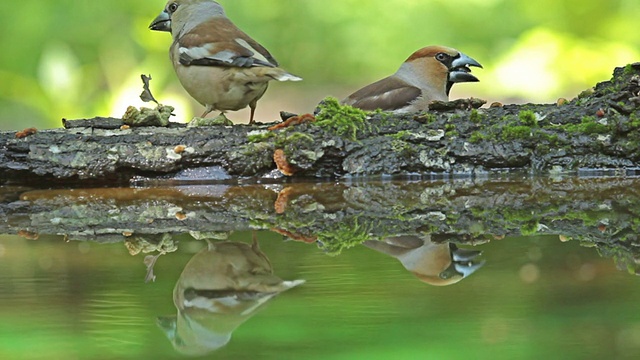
(140, 74), (159, 104)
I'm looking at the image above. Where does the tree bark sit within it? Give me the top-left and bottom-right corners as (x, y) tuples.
(1, 64), (640, 186)
(1, 178), (639, 273)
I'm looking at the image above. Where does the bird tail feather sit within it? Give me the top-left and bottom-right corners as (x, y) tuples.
(268, 68), (303, 82)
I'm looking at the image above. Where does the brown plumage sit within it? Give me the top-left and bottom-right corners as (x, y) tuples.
(363, 235), (484, 286)
(150, 0), (301, 124)
(342, 46), (482, 113)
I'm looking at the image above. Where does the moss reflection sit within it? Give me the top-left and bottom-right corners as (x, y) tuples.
(4, 177), (640, 277)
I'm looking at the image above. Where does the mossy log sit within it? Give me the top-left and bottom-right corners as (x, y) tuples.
(2, 64), (640, 186)
(2, 178), (639, 273)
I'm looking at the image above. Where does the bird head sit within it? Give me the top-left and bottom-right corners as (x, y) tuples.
(405, 46), (482, 96)
(364, 235), (485, 286)
(150, 0), (226, 35)
(409, 242), (485, 286)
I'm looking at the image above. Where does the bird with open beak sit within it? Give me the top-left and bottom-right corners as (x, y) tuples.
(363, 235), (484, 286)
(342, 46), (482, 113)
(149, 0), (302, 124)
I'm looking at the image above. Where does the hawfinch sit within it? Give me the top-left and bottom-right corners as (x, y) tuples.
(158, 238), (304, 356)
(342, 46), (482, 113)
(149, 0), (302, 124)
(363, 235), (484, 286)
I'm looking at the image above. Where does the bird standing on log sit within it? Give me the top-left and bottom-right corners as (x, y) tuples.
(149, 0), (302, 124)
(342, 46), (482, 113)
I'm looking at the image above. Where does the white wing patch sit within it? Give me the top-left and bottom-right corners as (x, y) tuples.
(234, 38), (272, 65)
(179, 44), (213, 60)
(179, 44), (237, 64)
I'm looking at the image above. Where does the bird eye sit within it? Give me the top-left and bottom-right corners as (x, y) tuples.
(168, 2), (179, 13)
(435, 53), (449, 62)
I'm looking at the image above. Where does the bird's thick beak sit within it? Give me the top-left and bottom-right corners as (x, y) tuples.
(450, 244), (485, 278)
(149, 10), (171, 32)
(449, 52), (483, 83)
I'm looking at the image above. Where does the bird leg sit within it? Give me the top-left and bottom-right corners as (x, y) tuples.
(249, 104), (257, 125)
(200, 105), (214, 118)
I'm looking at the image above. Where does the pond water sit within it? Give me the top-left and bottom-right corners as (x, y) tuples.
(1, 178), (640, 359)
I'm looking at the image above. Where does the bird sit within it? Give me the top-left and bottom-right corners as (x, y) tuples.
(158, 237), (304, 356)
(342, 46), (482, 113)
(363, 235), (484, 286)
(149, 0), (302, 124)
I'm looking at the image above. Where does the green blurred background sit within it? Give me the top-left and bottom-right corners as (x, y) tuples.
(0, 0), (639, 130)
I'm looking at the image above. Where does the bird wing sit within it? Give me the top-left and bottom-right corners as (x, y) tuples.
(343, 76), (421, 111)
(177, 17), (278, 68)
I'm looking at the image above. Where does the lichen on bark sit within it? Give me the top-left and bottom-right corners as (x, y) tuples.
(1, 63), (640, 185)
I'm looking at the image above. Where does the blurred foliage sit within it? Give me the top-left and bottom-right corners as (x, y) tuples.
(0, 0), (639, 130)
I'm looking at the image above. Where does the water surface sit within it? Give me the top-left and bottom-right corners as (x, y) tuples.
(1, 178), (640, 359)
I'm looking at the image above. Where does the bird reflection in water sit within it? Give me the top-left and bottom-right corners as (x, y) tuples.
(157, 234), (304, 356)
(363, 234), (484, 286)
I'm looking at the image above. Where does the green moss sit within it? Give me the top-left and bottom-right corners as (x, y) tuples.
(598, 83), (618, 96)
(314, 97), (371, 140)
(573, 97), (588, 107)
(390, 139), (417, 156)
(444, 123), (459, 138)
(275, 132), (315, 156)
(501, 125), (532, 141)
(317, 218), (373, 256)
(625, 113), (640, 143)
(469, 131), (487, 143)
(577, 88), (595, 99)
(582, 121), (609, 135)
(445, 130), (459, 138)
(624, 64), (636, 75)
(282, 132), (314, 144)
(531, 130), (561, 146)
(373, 111), (395, 126)
(535, 144), (551, 154)
(521, 220), (539, 235)
(469, 109), (484, 124)
(501, 115), (514, 123)
(518, 110), (538, 127)
(247, 131), (276, 143)
(564, 116), (609, 135)
(388, 130), (413, 140)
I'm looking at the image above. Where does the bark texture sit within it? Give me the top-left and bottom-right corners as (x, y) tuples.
(1, 178), (639, 273)
(1, 64), (640, 185)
